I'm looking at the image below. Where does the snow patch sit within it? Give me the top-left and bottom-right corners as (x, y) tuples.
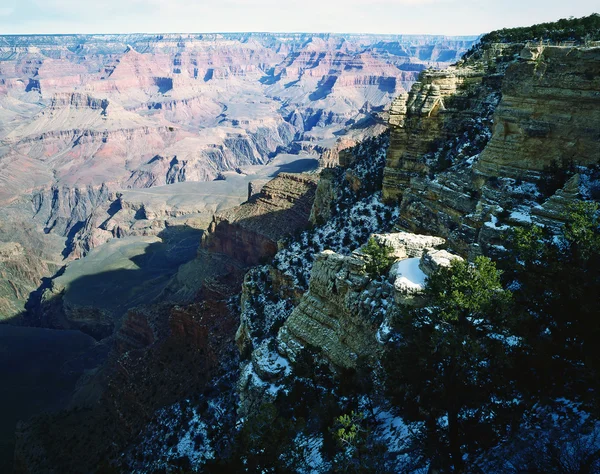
(390, 258), (427, 292)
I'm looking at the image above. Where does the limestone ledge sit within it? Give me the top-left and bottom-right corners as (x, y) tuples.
(277, 232), (459, 369)
(383, 66), (486, 201)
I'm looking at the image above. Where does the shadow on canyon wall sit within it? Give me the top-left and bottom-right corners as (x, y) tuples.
(0, 224), (205, 472)
(2, 183), (315, 471)
(268, 157), (320, 176)
(0, 326), (103, 474)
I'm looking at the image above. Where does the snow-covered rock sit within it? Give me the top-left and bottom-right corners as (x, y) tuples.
(419, 248), (464, 276)
(251, 339), (291, 381)
(389, 258), (428, 305)
(372, 231), (445, 259)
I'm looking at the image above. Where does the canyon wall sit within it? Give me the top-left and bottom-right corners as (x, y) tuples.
(201, 173), (319, 266)
(475, 46), (600, 179)
(382, 44), (600, 255)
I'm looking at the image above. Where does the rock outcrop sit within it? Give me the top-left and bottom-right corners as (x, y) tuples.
(309, 168), (338, 225)
(278, 250), (374, 369)
(202, 173), (319, 266)
(532, 174), (584, 230)
(419, 248), (463, 276)
(382, 44), (600, 256)
(277, 232), (451, 369)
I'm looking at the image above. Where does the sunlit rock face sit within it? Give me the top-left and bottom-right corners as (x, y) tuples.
(475, 46), (600, 180)
(384, 45), (600, 202)
(382, 44), (600, 257)
(383, 68), (487, 201)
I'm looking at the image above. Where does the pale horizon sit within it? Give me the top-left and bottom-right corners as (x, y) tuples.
(0, 0), (597, 37)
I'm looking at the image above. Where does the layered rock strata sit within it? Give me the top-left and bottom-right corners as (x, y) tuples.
(277, 232), (452, 369)
(382, 67), (486, 201)
(201, 173), (319, 266)
(383, 45), (600, 256)
(475, 46), (600, 179)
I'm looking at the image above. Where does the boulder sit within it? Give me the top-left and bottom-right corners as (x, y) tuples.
(419, 249), (464, 277)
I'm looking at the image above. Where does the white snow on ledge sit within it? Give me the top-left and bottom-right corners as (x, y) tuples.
(510, 209), (532, 224)
(390, 258), (427, 292)
(485, 214), (510, 230)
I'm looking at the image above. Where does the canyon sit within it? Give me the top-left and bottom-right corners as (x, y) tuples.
(0, 32), (477, 472)
(0, 32), (477, 323)
(3, 15), (600, 473)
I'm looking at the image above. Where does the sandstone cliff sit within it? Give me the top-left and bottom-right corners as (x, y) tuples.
(201, 172), (319, 266)
(475, 46), (600, 179)
(382, 44), (600, 255)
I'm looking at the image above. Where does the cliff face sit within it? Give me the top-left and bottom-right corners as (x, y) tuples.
(0, 210), (65, 322)
(382, 66), (489, 201)
(0, 242), (54, 318)
(382, 44), (600, 255)
(201, 172), (319, 266)
(278, 250), (375, 369)
(475, 46), (600, 179)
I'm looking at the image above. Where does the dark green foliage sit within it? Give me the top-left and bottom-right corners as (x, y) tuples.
(203, 349), (348, 472)
(384, 257), (517, 471)
(481, 14), (600, 45)
(382, 202), (600, 470)
(460, 14), (600, 66)
(361, 237), (395, 277)
(203, 400), (302, 473)
(497, 207), (511, 223)
(331, 411), (391, 474)
(504, 201), (600, 409)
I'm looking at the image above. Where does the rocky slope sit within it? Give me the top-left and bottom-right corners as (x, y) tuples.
(230, 37), (599, 472)
(224, 40), (600, 474)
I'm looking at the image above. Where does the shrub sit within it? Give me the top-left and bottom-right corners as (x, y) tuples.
(361, 237), (395, 277)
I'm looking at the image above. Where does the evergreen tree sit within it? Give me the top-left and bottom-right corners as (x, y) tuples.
(331, 411), (390, 473)
(384, 257), (516, 472)
(361, 237), (396, 278)
(505, 201), (600, 409)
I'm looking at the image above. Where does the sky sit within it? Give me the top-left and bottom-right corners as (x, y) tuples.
(0, 0), (597, 36)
